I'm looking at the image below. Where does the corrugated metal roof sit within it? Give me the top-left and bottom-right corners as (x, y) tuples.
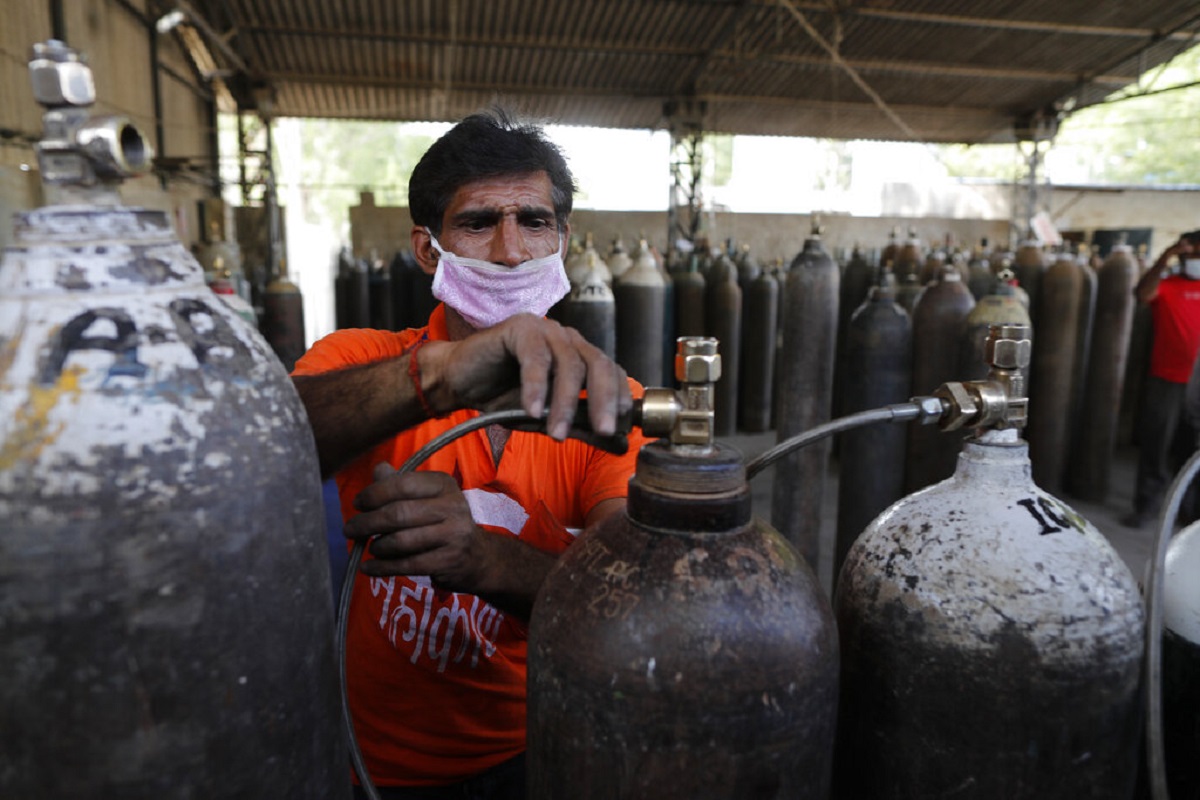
(187, 0), (1200, 143)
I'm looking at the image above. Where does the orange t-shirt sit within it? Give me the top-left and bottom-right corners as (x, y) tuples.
(292, 305), (649, 786)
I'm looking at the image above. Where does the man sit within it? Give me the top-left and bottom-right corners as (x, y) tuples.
(292, 110), (650, 799)
(1123, 230), (1200, 528)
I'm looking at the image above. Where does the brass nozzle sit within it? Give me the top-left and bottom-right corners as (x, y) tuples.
(635, 337), (721, 448)
(933, 324), (1031, 432)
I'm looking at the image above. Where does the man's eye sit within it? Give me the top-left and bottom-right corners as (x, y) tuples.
(525, 219), (552, 230)
(464, 220), (491, 232)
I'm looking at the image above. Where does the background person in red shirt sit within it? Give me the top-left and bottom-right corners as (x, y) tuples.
(292, 109), (649, 799)
(1124, 230), (1200, 528)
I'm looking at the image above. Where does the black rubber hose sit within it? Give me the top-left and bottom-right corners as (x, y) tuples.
(334, 409), (536, 800)
(745, 402), (924, 480)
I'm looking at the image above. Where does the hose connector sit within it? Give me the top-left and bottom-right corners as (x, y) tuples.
(29, 40), (153, 189)
(636, 337), (720, 449)
(933, 324), (1031, 432)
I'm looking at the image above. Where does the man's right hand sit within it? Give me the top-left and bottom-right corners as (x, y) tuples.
(419, 313), (632, 441)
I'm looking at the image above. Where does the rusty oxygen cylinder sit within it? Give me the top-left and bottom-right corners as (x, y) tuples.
(607, 235), (633, 281)
(958, 269), (1032, 383)
(262, 258), (307, 372)
(894, 269), (924, 315)
(705, 249), (742, 435)
(657, 241), (678, 386)
(739, 264), (779, 432)
(388, 249), (418, 330)
(879, 226), (899, 273)
(1118, 249), (1154, 445)
(347, 255), (371, 327)
(834, 268), (911, 582)
(1027, 250), (1086, 493)
(1066, 242), (1137, 501)
(834, 245), (878, 418)
(615, 239), (666, 386)
(674, 252), (707, 338)
(528, 339), (839, 799)
(0, 41), (348, 799)
(1013, 239), (1047, 331)
(559, 249), (617, 359)
(894, 226), (923, 280)
(966, 237), (996, 300)
(904, 265), (976, 493)
(835, 325), (1145, 800)
(918, 241), (946, 286)
(334, 246), (354, 329)
(366, 252), (394, 330)
(772, 222), (839, 569)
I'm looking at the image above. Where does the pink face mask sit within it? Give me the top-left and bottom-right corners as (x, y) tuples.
(427, 231), (570, 329)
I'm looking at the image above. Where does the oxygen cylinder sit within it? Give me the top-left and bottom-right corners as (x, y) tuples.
(1119, 261), (1154, 445)
(894, 227), (923, 280)
(905, 266), (975, 493)
(879, 226), (899, 273)
(614, 239), (665, 386)
(1027, 251), (1085, 493)
(568, 231), (608, 287)
(561, 249), (617, 359)
(1067, 243), (1137, 501)
(366, 253), (393, 330)
(673, 253), (707, 337)
(772, 223), (838, 569)
(835, 327), (1145, 799)
(528, 340), (838, 799)
(1068, 252), (1099, 455)
(262, 260), (307, 372)
(705, 250), (742, 435)
(834, 269), (911, 581)
(966, 240), (995, 300)
(958, 270), (1032, 383)
(918, 244), (945, 286)
(657, 243), (678, 386)
(739, 267), (779, 432)
(1013, 240), (1046, 330)
(1160, 521), (1200, 798)
(334, 246), (354, 329)
(607, 236), (632, 281)
(895, 270), (924, 315)
(0, 41), (347, 798)
(346, 256), (371, 328)
(734, 242), (762, 288)
(834, 246), (877, 418)
(388, 250), (417, 330)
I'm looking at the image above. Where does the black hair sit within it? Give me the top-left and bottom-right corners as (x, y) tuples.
(408, 108), (577, 235)
(1184, 230), (1200, 244)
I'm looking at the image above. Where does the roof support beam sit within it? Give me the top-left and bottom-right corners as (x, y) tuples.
(235, 25), (1130, 86)
(843, 7), (1199, 41)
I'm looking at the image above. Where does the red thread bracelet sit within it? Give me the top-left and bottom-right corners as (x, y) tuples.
(408, 339), (435, 418)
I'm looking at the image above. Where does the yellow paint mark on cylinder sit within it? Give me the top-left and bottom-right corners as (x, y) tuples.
(0, 365), (84, 471)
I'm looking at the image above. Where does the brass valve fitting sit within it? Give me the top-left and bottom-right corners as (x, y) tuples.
(934, 324), (1031, 432)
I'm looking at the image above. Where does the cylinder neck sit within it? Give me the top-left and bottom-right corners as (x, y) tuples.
(626, 442), (751, 533)
(955, 429), (1031, 483)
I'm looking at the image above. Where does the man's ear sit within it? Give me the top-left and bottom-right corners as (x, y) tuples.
(559, 221), (572, 257)
(411, 226), (439, 275)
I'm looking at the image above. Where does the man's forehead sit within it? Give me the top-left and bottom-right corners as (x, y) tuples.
(447, 172), (555, 213)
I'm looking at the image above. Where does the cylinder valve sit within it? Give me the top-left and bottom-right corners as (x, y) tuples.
(29, 39), (152, 195)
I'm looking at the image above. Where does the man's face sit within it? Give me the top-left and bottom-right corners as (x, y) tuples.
(431, 171), (565, 267)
